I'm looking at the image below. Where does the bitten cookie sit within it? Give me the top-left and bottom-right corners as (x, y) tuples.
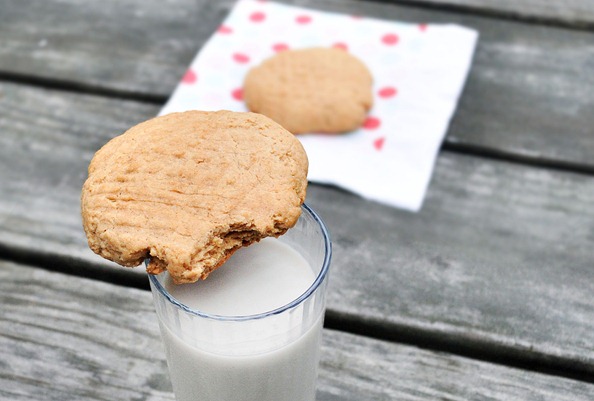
(243, 47), (373, 134)
(81, 110), (308, 284)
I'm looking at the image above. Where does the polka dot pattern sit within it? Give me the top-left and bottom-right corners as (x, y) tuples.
(181, 69), (197, 84)
(218, 25), (233, 34)
(381, 33), (399, 45)
(232, 53), (250, 64)
(158, 0), (479, 210)
(373, 137), (386, 151)
(363, 116), (381, 130)
(295, 15), (312, 24)
(231, 88), (243, 101)
(378, 87), (397, 98)
(332, 42), (348, 51)
(272, 43), (289, 52)
(250, 11), (266, 22)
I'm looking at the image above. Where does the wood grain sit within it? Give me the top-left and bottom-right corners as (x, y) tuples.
(1, 0), (594, 168)
(391, 0), (594, 28)
(2, 82), (594, 374)
(2, 261), (594, 401)
(0, 82), (158, 270)
(315, 153), (594, 374)
(0, 0), (225, 97)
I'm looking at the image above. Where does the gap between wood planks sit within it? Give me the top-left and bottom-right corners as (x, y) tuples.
(0, 71), (167, 104)
(1, 72), (593, 179)
(1, 241), (594, 386)
(441, 142), (594, 177)
(324, 309), (594, 385)
(366, 0), (594, 31)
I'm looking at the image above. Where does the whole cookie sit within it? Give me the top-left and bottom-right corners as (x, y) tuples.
(81, 110), (308, 284)
(243, 47), (373, 134)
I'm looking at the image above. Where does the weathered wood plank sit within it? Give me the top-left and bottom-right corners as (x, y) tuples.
(0, 0), (224, 97)
(1, 0), (594, 168)
(391, 0), (594, 28)
(0, 83), (157, 269)
(316, 154), (594, 373)
(2, 261), (594, 401)
(2, 82), (594, 373)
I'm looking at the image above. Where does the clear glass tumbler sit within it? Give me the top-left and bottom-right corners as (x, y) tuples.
(149, 204), (332, 401)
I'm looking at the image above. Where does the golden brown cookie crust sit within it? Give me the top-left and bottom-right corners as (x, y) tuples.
(81, 110), (308, 284)
(243, 47), (373, 134)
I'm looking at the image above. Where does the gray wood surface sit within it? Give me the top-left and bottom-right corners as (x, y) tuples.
(398, 0), (594, 27)
(1, 0), (594, 169)
(3, 261), (594, 401)
(2, 81), (594, 374)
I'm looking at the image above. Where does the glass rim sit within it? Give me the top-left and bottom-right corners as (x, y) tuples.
(148, 203), (332, 322)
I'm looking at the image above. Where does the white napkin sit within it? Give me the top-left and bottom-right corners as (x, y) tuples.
(160, 0), (478, 211)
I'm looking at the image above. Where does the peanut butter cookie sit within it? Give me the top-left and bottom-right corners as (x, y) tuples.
(81, 110), (308, 283)
(244, 47), (373, 134)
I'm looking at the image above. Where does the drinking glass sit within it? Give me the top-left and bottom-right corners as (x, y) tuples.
(149, 204), (332, 401)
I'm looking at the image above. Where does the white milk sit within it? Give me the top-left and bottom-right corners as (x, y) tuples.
(165, 238), (316, 316)
(160, 238), (324, 401)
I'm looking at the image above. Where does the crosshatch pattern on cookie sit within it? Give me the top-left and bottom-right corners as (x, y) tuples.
(81, 111), (308, 284)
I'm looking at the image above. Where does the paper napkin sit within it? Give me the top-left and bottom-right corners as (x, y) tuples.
(160, 0), (478, 211)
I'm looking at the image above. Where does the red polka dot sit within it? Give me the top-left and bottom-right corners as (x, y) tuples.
(272, 43), (289, 52)
(250, 11), (266, 22)
(381, 33), (399, 45)
(295, 15), (312, 24)
(419, 23), (428, 32)
(232, 53), (250, 64)
(332, 42), (348, 51)
(231, 88), (243, 101)
(363, 116), (381, 130)
(181, 69), (197, 84)
(373, 137), (386, 151)
(378, 86), (397, 98)
(218, 25), (232, 34)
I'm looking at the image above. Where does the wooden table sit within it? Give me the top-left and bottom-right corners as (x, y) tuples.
(1, 0), (594, 399)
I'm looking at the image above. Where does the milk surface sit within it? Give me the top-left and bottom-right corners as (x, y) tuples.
(165, 238), (316, 316)
(160, 238), (323, 401)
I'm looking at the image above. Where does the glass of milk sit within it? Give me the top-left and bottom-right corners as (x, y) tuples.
(149, 204), (332, 401)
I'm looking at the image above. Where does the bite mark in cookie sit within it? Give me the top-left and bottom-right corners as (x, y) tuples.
(81, 110), (308, 284)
